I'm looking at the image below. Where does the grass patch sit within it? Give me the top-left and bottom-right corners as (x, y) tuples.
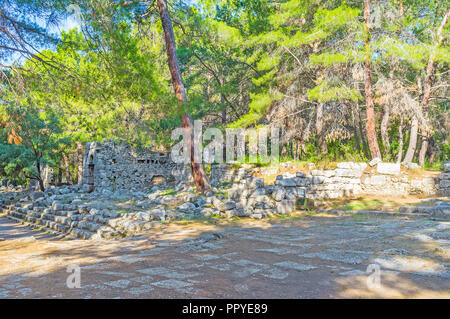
(160, 189), (176, 196)
(341, 199), (383, 211)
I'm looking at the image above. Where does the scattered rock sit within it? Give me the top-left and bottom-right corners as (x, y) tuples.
(369, 157), (382, 167)
(177, 202), (196, 212)
(213, 198), (236, 212)
(30, 192), (45, 201)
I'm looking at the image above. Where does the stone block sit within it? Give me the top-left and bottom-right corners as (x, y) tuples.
(369, 175), (386, 185)
(272, 188), (286, 201)
(294, 177), (308, 186)
(213, 199), (236, 212)
(246, 177), (265, 189)
(276, 178), (296, 187)
(276, 199), (296, 214)
(296, 172), (306, 178)
(334, 168), (363, 178)
(369, 157), (382, 167)
(444, 162), (450, 172)
(376, 162), (400, 175)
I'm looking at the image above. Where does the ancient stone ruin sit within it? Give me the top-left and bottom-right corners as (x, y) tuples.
(0, 138), (448, 241)
(79, 139), (186, 193)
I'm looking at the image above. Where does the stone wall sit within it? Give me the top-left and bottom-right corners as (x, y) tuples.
(79, 139), (186, 193)
(210, 161), (441, 200)
(439, 162), (450, 197)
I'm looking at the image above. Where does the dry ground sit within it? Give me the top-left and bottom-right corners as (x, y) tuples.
(0, 213), (449, 299)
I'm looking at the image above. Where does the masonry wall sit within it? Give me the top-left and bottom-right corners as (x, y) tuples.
(439, 162), (450, 197)
(80, 140), (186, 192)
(210, 162), (440, 199)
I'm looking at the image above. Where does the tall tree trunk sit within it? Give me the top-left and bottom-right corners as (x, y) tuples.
(157, 0), (210, 193)
(350, 109), (362, 154)
(402, 117), (419, 164)
(380, 104), (390, 155)
(300, 141), (306, 159)
(363, 0), (382, 160)
(396, 118), (404, 164)
(428, 137), (436, 164)
(316, 102), (328, 155)
(418, 10), (450, 167)
(36, 160), (44, 191)
(418, 137), (428, 167)
(358, 109), (370, 159)
(381, 68), (395, 156)
(76, 142), (83, 184)
(221, 93), (227, 125)
(403, 78), (422, 165)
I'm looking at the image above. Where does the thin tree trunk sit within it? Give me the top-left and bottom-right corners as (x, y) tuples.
(281, 144), (287, 158)
(402, 117), (419, 164)
(294, 139), (299, 160)
(289, 139), (295, 159)
(157, 0), (210, 192)
(76, 142), (83, 184)
(428, 137), (436, 164)
(221, 93), (227, 125)
(36, 160), (44, 191)
(396, 119), (404, 164)
(351, 109), (362, 154)
(353, 127), (361, 153)
(380, 104), (390, 154)
(316, 102), (328, 155)
(418, 10), (450, 166)
(357, 101), (370, 159)
(381, 69), (395, 156)
(300, 141), (306, 159)
(363, 0), (382, 160)
(418, 137), (428, 167)
(403, 78), (422, 165)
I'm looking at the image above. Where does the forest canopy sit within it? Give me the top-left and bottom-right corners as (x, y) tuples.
(0, 0), (448, 187)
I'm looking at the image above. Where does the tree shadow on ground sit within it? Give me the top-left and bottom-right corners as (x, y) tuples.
(0, 214), (449, 298)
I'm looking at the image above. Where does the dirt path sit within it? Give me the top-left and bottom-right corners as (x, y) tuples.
(0, 215), (449, 298)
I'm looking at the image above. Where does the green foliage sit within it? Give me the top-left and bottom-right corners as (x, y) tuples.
(307, 81), (362, 102)
(0, 102), (69, 187)
(0, 0), (448, 187)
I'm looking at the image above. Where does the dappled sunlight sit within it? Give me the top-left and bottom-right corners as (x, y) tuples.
(321, 194), (441, 212)
(0, 211), (449, 298)
(336, 272), (450, 298)
(0, 237), (143, 277)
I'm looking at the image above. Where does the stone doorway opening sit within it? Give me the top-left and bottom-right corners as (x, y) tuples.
(151, 175), (165, 186)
